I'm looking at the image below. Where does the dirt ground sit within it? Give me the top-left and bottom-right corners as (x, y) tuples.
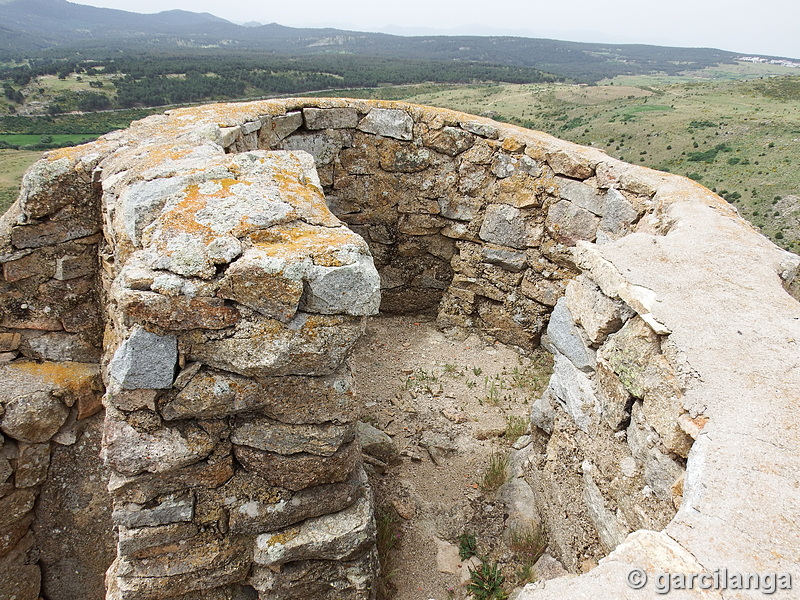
(350, 314), (554, 600)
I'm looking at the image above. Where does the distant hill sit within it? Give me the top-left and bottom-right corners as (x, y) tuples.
(0, 0), (797, 82)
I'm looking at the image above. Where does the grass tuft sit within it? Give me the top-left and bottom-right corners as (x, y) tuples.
(480, 451), (510, 493)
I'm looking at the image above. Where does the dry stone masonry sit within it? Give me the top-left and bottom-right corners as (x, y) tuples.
(0, 98), (798, 600)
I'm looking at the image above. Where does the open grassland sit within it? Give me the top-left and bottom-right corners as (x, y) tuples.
(1, 62), (798, 253)
(0, 149), (41, 213)
(33, 73), (116, 94)
(335, 71), (800, 252)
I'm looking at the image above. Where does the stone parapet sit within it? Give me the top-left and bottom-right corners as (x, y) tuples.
(0, 97), (797, 599)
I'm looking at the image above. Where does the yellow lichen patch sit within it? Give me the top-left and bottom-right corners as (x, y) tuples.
(131, 143), (220, 183)
(9, 360), (100, 391)
(132, 144), (195, 172)
(301, 314), (347, 332)
(250, 222), (365, 267)
(265, 527), (300, 547)
(168, 100), (289, 129)
(156, 177), (251, 241)
(268, 164), (339, 227)
(46, 138), (109, 162)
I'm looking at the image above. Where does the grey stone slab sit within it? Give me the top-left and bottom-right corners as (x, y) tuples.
(479, 204), (528, 250)
(531, 388), (556, 434)
(627, 402), (684, 502)
(547, 351), (598, 433)
(303, 107), (359, 130)
(300, 255), (381, 316)
(119, 176), (188, 246)
(113, 494), (195, 528)
(544, 298), (596, 372)
(482, 246), (527, 272)
(491, 154), (518, 178)
(55, 252), (95, 281)
(438, 196), (482, 221)
(599, 188), (639, 235)
(545, 200), (599, 246)
(231, 419), (353, 457)
(279, 132), (346, 166)
(357, 108), (413, 140)
(254, 493), (373, 566)
(581, 460), (630, 552)
(460, 120), (499, 139)
(109, 326), (177, 390)
(558, 178), (605, 216)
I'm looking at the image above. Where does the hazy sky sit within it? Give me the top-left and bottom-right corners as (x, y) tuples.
(75, 0), (800, 59)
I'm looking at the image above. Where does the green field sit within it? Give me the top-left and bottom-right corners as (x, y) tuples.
(33, 73), (115, 94)
(333, 75), (799, 252)
(0, 133), (100, 146)
(0, 149), (41, 214)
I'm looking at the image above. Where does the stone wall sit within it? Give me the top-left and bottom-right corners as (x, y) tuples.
(0, 98), (798, 599)
(0, 150), (109, 598)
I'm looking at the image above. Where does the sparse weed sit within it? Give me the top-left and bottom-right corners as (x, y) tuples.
(484, 375), (507, 405)
(442, 362), (461, 376)
(467, 560), (507, 600)
(415, 368), (438, 383)
(515, 561), (537, 585)
(376, 504), (402, 558)
(472, 366), (483, 376)
(402, 368), (443, 395)
(503, 415), (527, 443)
(481, 451), (510, 492)
(509, 523), (547, 565)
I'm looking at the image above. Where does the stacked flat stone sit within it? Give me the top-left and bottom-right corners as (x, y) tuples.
(101, 148), (379, 599)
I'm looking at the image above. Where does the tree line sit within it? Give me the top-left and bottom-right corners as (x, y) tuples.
(2, 53), (561, 110)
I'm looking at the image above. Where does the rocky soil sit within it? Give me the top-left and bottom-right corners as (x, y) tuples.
(350, 314), (560, 600)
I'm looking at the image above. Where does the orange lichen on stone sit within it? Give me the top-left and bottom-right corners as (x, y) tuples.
(156, 178), (250, 241)
(168, 100), (287, 129)
(9, 360), (100, 392)
(46, 137), (113, 163)
(132, 144), (195, 172)
(250, 222), (366, 267)
(268, 164), (338, 227)
(155, 184), (222, 240)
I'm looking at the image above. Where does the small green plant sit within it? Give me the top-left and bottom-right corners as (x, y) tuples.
(415, 369), (438, 383)
(403, 368), (443, 395)
(481, 451), (510, 492)
(503, 415), (527, 442)
(467, 560), (507, 600)
(509, 366), (529, 388)
(483, 375), (507, 405)
(443, 363), (460, 376)
(458, 532), (478, 560)
(472, 366), (483, 376)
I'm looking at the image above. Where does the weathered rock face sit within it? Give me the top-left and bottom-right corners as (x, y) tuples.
(1, 97), (798, 600)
